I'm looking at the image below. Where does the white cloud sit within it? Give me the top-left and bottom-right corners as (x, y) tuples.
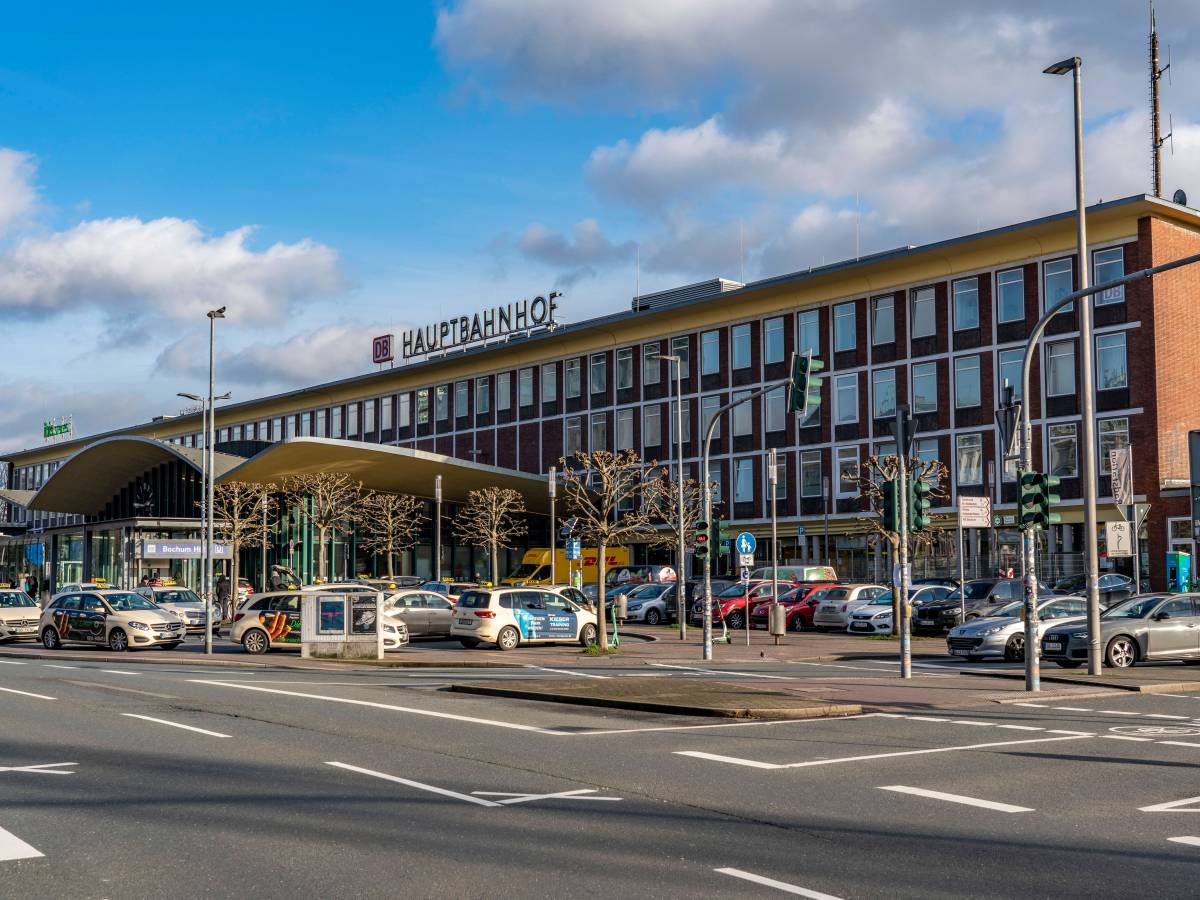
(0, 149), (38, 236)
(0, 377), (146, 456)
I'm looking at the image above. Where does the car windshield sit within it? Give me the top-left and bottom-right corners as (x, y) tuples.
(822, 588), (850, 602)
(507, 563), (541, 578)
(629, 584), (670, 599)
(156, 590), (202, 605)
(1102, 596), (1166, 619)
(105, 593), (159, 612)
(987, 601), (1023, 619)
(0, 591), (36, 608)
(946, 581), (995, 601)
(455, 591), (492, 609)
(718, 584), (748, 598)
(866, 593), (894, 606)
(1056, 574), (1086, 592)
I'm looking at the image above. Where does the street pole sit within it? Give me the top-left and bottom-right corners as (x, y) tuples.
(204, 307), (224, 655)
(261, 492), (268, 593)
(434, 474), (443, 583)
(549, 466), (557, 585)
(958, 516), (966, 626)
(823, 475), (831, 566)
(769, 447), (779, 637)
(895, 408), (912, 680)
(1129, 447), (1141, 590)
(662, 354), (687, 639)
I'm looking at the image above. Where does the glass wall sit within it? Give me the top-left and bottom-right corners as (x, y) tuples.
(56, 532), (84, 587)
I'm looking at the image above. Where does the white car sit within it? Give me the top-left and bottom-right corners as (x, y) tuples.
(451, 587), (598, 651)
(231, 591), (408, 654)
(135, 586), (220, 635)
(846, 592), (896, 634)
(947, 596), (1088, 662)
(812, 585), (890, 630)
(0, 590), (42, 642)
(40, 589), (186, 651)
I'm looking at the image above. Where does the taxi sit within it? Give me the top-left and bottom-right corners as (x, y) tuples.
(0, 589), (42, 642)
(230, 590), (408, 654)
(40, 589), (186, 651)
(451, 587), (598, 651)
(135, 585), (219, 635)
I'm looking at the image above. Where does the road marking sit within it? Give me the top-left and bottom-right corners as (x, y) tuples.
(791, 660), (904, 672)
(471, 789), (621, 804)
(1168, 836), (1200, 847)
(326, 761), (501, 807)
(949, 720), (994, 727)
(63, 680), (176, 699)
(1046, 730), (1095, 736)
(121, 714), (230, 738)
(995, 724), (1044, 731)
(650, 663), (796, 680)
(1051, 706), (1092, 712)
(1147, 714), (1192, 720)
(674, 751), (784, 770)
(878, 785), (1033, 813)
(191, 680), (568, 734)
(1012, 702), (1047, 708)
(1100, 710), (1141, 716)
(715, 867), (845, 899)
(0, 824), (42, 861)
(0, 686), (54, 700)
(1159, 741), (1200, 749)
(100, 670), (140, 676)
(0, 660), (26, 665)
(42, 664), (78, 670)
(0, 763), (76, 775)
(907, 716), (950, 722)
(525, 665), (611, 679)
(1102, 735), (1154, 742)
(1140, 795), (1200, 812)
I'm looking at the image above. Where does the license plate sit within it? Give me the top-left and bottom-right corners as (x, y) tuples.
(16, 627), (35, 634)
(950, 648), (971, 656)
(157, 633), (172, 640)
(457, 618), (475, 626)
(1044, 641), (1062, 652)
(751, 623), (766, 630)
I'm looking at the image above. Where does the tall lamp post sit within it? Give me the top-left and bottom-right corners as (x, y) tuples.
(661, 353), (687, 639)
(1044, 56), (1102, 675)
(434, 475), (443, 582)
(549, 466), (557, 585)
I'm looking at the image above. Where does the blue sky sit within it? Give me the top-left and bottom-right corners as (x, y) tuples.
(0, 1), (1197, 453)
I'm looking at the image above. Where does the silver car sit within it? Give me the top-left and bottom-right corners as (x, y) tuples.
(382, 589), (454, 638)
(812, 585), (890, 630)
(1041, 593), (1200, 668)
(946, 596), (1087, 662)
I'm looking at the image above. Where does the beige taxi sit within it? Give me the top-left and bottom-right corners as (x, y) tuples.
(0, 589), (42, 642)
(40, 590), (186, 651)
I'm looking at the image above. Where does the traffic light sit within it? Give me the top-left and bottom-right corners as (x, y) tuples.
(1019, 470), (1062, 530)
(694, 521), (710, 558)
(788, 352), (825, 417)
(908, 478), (933, 531)
(881, 478), (900, 533)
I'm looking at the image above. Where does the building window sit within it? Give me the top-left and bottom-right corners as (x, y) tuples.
(565, 417), (582, 456)
(674, 399), (692, 444)
(298, 416), (310, 438)
(1047, 341), (1075, 396)
(285, 418), (296, 440)
(615, 408), (633, 450)
(1098, 418), (1130, 474)
(916, 437), (939, 468)
(770, 452), (787, 501)
(434, 388), (447, 422)
(257, 420), (267, 441)
(671, 335), (690, 376)
(381, 399), (392, 432)
(912, 362), (937, 414)
(616, 348), (634, 389)
(872, 368), (896, 419)
(871, 295), (894, 344)
(398, 394), (410, 428)
(1049, 423), (1078, 478)
(701, 330), (720, 375)
(998, 348), (1023, 400)
(956, 433), (983, 486)
(1044, 258), (1074, 313)
(801, 450), (822, 498)
(763, 317), (785, 364)
(1094, 247), (1125, 305)
(330, 408), (342, 437)
(476, 377), (490, 414)
(644, 405), (661, 447)
(1096, 332), (1128, 390)
(348, 404), (360, 435)
(590, 354), (607, 393)
(734, 457), (755, 503)
(834, 302), (856, 352)
(497, 373), (511, 410)
(953, 277), (979, 330)
(835, 446), (859, 495)
(731, 324), (751, 369)
(416, 390), (429, 425)
(765, 386), (785, 432)
(565, 359), (581, 398)
(364, 401), (376, 434)
(732, 390), (753, 436)
(455, 382), (468, 418)
(709, 466), (723, 506)
(954, 355), (981, 408)
(701, 395), (720, 437)
(518, 368), (534, 407)
(591, 414), (608, 451)
(835, 374), (858, 424)
(798, 310), (820, 356)
(643, 344), (660, 385)
(910, 287), (935, 339)
(541, 363), (556, 403)
(997, 268), (1024, 323)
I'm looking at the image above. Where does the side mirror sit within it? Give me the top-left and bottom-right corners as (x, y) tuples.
(1155, 611), (1171, 621)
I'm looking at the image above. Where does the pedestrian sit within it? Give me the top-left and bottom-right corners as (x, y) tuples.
(216, 574), (231, 618)
(270, 567), (283, 592)
(28, 573), (38, 600)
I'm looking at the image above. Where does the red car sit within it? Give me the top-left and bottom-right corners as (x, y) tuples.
(688, 580), (791, 630)
(749, 583), (839, 632)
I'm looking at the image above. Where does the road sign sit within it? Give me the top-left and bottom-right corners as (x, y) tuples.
(1135, 502), (1151, 531)
(958, 496), (992, 529)
(740, 567), (751, 585)
(795, 525), (806, 537)
(1110, 447), (1133, 507)
(1106, 521), (1133, 558)
(735, 532), (757, 556)
(565, 539), (581, 561)
(738, 552), (755, 568)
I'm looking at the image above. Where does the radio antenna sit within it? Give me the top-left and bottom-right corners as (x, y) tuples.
(1150, 1), (1172, 197)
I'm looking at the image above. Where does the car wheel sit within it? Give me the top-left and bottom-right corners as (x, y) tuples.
(1003, 634), (1025, 663)
(458, 637), (481, 648)
(108, 629), (129, 652)
(644, 608), (662, 626)
(727, 610), (745, 630)
(790, 615), (805, 632)
(41, 626), (60, 650)
(579, 623), (598, 647)
(496, 626), (520, 651)
(1105, 636), (1138, 669)
(241, 628), (269, 655)
(1055, 660), (1083, 668)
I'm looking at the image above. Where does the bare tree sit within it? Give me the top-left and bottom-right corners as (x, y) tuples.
(642, 467), (712, 553)
(282, 473), (364, 582)
(559, 449), (658, 644)
(453, 487), (528, 585)
(210, 481), (277, 615)
(357, 492), (427, 577)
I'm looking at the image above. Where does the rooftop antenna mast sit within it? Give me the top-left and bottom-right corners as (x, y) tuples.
(739, 220), (744, 283)
(1150, 1), (1172, 197)
(635, 243), (640, 298)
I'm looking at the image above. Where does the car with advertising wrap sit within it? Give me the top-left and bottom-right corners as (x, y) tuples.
(231, 591), (408, 654)
(946, 596), (1087, 662)
(749, 565), (838, 584)
(451, 587), (598, 651)
(811, 584), (891, 630)
(1041, 593), (1200, 669)
(40, 590), (186, 652)
(749, 583), (839, 632)
(135, 585), (220, 635)
(0, 589), (42, 642)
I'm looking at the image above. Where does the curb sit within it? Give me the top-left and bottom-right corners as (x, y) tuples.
(0, 648), (524, 670)
(958, 667), (1200, 694)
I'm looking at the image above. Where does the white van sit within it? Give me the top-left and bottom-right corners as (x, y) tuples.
(451, 587), (599, 651)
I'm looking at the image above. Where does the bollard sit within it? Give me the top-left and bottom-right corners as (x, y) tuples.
(615, 592), (628, 622)
(769, 604), (787, 645)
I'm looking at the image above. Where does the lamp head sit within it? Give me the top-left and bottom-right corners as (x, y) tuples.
(1043, 57), (1080, 75)
(207, 306), (227, 319)
(177, 392), (202, 402)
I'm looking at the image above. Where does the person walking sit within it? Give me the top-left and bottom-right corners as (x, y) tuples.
(27, 573), (39, 602)
(216, 574), (232, 619)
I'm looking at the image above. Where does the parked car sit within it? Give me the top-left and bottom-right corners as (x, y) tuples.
(617, 582), (679, 625)
(749, 583), (839, 632)
(749, 565), (838, 584)
(231, 590), (408, 654)
(913, 578), (1054, 633)
(684, 579), (736, 605)
(912, 577), (961, 590)
(382, 589), (454, 638)
(135, 585), (220, 635)
(40, 589), (186, 652)
(0, 589), (41, 642)
(605, 565), (677, 588)
(811, 585), (890, 630)
(424, 581), (479, 602)
(451, 587), (598, 651)
(545, 585), (593, 613)
(847, 592), (897, 634)
(947, 596), (1088, 661)
(1041, 593), (1200, 669)
(57, 582), (108, 594)
(362, 576), (424, 592)
(689, 580), (784, 630)
(1052, 573), (1136, 606)
(909, 584), (956, 608)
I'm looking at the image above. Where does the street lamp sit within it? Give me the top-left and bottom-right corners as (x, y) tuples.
(434, 474), (443, 582)
(661, 353), (687, 639)
(1044, 56), (1102, 676)
(549, 466), (557, 585)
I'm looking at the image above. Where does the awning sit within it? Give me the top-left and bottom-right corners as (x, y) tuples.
(0, 489), (37, 509)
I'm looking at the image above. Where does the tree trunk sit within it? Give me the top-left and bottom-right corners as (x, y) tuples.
(490, 538), (498, 586)
(230, 544), (240, 622)
(318, 526), (328, 582)
(387, 549), (395, 578)
(596, 541), (607, 645)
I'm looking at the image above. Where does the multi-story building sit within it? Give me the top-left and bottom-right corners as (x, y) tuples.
(3, 193), (1200, 592)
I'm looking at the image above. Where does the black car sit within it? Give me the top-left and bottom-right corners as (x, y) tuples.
(912, 577), (961, 590)
(914, 578), (1054, 633)
(1052, 573), (1136, 607)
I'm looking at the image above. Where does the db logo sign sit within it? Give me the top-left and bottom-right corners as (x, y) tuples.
(372, 334), (395, 364)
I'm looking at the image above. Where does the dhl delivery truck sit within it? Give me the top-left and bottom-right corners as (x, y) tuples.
(503, 547), (631, 586)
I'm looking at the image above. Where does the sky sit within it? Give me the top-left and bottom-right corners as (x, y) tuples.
(1, 0), (1198, 454)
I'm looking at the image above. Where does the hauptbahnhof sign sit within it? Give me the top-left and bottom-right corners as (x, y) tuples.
(399, 291), (561, 360)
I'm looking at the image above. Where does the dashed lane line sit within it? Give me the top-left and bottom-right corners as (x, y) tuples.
(0, 686), (54, 700)
(715, 867), (845, 899)
(62, 680), (176, 700)
(100, 670), (140, 676)
(1168, 837), (1200, 847)
(0, 660), (26, 665)
(524, 665), (611, 679)
(41, 664), (78, 670)
(878, 785), (1034, 813)
(326, 761), (501, 807)
(121, 714), (230, 738)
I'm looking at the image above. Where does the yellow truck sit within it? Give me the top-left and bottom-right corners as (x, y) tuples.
(503, 547), (632, 586)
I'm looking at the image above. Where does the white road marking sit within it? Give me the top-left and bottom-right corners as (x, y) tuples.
(1051, 706), (1092, 712)
(326, 761), (501, 807)
(0, 660), (26, 665)
(525, 665), (611, 679)
(674, 751), (784, 770)
(715, 867), (845, 899)
(0, 763), (76, 775)
(1140, 795), (1200, 812)
(1168, 836), (1200, 847)
(878, 785), (1033, 813)
(0, 824), (42, 861)
(1159, 741), (1200, 749)
(995, 724), (1044, 731)
(191, 679), (568, 734)
(1100, 710), (1141, 716)
(949, 720), (994, 727)
(100, 670), (140, 676)
(1047, 730), (1095, 736)
(471, 789), (621, 804)
(650, 663), (796, 680)
(120, 714), (230, 738)
(1012, 702), (1047, 708)
(907, 716), (950, 722)
(1147, 714), (1191, 720)
(42, 664), (78, 670)
(1102, 735), (1154, 742)
(63, 680), (176, 699)
(0, 686), (54, 700)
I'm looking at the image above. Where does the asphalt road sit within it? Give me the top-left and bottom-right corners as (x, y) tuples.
(2, 655), (1199, 898)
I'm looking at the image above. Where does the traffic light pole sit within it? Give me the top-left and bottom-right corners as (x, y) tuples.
(895, 410), (912, 680)
(1020, 423), (1041, 692)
